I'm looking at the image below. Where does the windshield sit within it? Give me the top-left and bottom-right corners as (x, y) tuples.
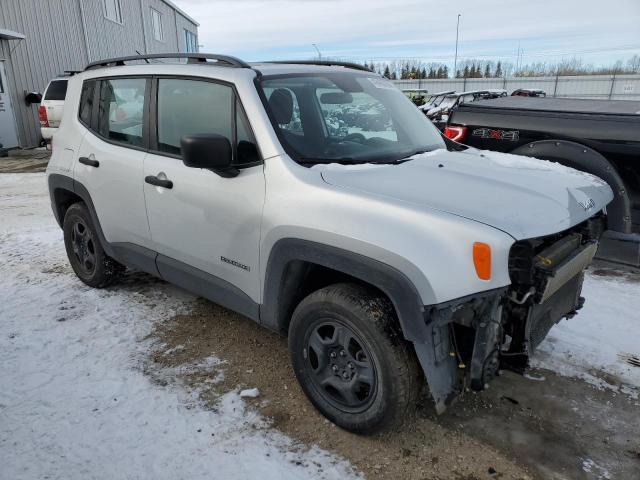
(258, 72), (445, 164)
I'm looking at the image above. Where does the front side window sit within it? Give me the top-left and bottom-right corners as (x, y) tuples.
(103, 0), (122, 23)
(97, 78), (146, 146)
(78, 80), (95, 126)
(156, 79), (232, 156)
(151, 8), (163, 41)
(258, 73), (444, 165)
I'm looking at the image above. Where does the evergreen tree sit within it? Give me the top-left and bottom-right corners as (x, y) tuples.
(420, 67), (427, 79)
(428, 67), (435, 79)
(463, 65), (470, 78)
(495, 61), (503, 78)
(484, 64), (491, 78)
(383, 65), (391, 79)
(456, 69), (462, 78)
(436, 66), (444, 78)
(390, 71), (397, 80)
(443, 65), (449, 78)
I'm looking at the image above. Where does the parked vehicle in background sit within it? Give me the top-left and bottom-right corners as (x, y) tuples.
(418, 90), (455, 113)
(47, 53), (612, 434)
(39, 77), (69, 142)
(401, 88), (430, 106)
(445, 95), (640, 266)
(511, 88), (546, 97)
(424, 89), (507, 128)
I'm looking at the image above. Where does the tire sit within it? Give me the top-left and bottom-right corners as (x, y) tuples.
(63, 202), (124, 288)
(288, 283), (421, 434)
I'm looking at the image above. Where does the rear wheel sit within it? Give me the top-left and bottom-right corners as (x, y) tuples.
(63, 202), (124, 288)
(288, 283), (421, 434)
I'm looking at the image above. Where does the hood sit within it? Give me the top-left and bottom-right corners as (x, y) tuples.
(318, 149), (614, 240)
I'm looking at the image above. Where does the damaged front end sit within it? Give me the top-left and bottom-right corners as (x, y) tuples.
(414, 215), (605, 413)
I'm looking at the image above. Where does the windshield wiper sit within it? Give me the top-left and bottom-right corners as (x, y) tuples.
(298, 157), (361, 165)
(385, 149), (431, 164)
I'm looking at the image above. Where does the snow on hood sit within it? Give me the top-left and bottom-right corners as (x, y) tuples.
(319, 149), (614, 239)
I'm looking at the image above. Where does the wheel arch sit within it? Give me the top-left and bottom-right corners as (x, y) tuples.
(509, 139), (631, 233)
(48, 174), (115, 257)
(260, 238), (429, 343)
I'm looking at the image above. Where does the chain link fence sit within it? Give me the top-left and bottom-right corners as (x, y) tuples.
(392, 74), (640, 100)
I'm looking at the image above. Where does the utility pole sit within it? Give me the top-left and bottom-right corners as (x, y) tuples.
(312, 43), (322, 61)
(453, 14), (461, 78)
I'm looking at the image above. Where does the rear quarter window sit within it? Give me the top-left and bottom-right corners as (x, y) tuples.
(44, 80), (68, 101)
(78, 80), (96, 126)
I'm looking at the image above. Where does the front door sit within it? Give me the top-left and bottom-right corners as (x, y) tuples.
(143, 77), (265, 304)
(0, 61), (19, 149)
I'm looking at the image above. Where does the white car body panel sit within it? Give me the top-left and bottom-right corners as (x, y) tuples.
(143, 153), (265, 302)
(319, 149), (613, 240)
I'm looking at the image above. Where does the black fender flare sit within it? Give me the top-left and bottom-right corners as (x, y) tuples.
(260, 238), (429, 343)
(48, 174), (160, 275)
(48, 174), (116, 257)
(509, 139), (631, 234)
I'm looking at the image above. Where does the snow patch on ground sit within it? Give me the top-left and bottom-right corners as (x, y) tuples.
(0, 173), (358, 479)
(534, 272), (640, 397)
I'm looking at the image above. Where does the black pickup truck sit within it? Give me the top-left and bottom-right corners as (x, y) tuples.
(445, 96), (640, 267)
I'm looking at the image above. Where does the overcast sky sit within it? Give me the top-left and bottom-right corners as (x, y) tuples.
(173, 0), (640, 68)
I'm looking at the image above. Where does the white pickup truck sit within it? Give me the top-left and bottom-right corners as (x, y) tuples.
(39, 77), (68, 141)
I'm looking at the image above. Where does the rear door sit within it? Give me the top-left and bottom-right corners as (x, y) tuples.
(74, 77), (152, 250)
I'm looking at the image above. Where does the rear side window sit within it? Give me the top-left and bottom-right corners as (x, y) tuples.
(44, 80), (68, 101)
(156, 78), (233, 155)
(97, 78), (146, 147)
(78, 80), (95, 126)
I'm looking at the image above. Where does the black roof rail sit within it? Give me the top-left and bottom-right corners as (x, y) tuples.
(84, 53), (251, 71)
(264, 60), (373, 72)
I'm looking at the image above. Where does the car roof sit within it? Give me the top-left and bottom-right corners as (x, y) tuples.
(253, 62), (378, 76)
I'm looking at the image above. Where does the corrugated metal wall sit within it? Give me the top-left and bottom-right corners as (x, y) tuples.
(0, 0), (198, 148)
(175, 11), (198, 52)
(0, 0), (88, 148)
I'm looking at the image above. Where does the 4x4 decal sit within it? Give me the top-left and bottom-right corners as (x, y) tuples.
(472, 128), (519, 141)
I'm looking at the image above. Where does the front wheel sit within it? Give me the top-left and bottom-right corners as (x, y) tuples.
(288, 283), (421, 434)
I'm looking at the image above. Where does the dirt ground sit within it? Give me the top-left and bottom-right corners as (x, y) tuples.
(0, 148), (50, 173)
(147, 278), (639, 480)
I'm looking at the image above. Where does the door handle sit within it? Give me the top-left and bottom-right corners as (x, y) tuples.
(79, 156), (99, 167)
(145, 175), (173, 189)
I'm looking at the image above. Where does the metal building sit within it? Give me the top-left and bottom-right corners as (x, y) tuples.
(0, 0), (199, 149)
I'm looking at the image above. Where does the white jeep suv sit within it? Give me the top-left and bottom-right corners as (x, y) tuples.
(46, 53), (613, 433)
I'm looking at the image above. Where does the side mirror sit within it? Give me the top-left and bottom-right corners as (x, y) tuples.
(25, 91), (43, 105)
(180, 134), (238, 178)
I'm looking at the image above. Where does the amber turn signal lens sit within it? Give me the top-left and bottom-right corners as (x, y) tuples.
(473, 242), (491, 280)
